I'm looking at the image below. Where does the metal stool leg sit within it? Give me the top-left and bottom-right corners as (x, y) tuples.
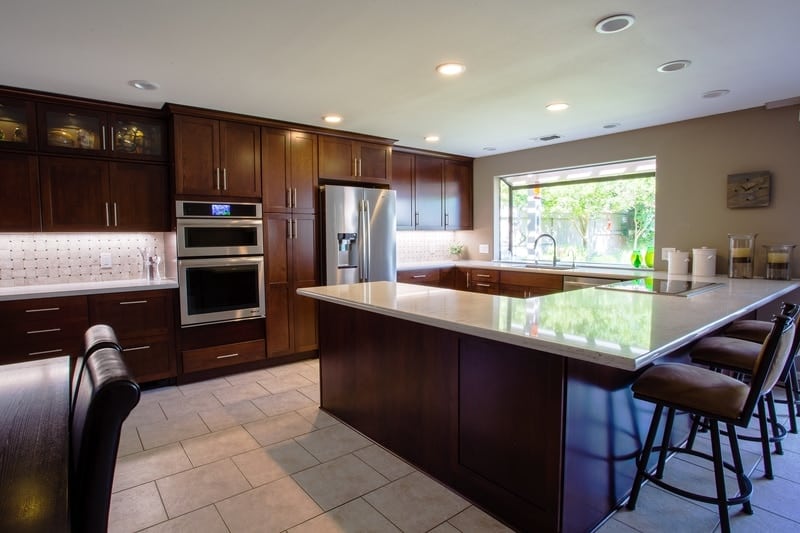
(710, 420), (732, 533)
(766, 391), (784, 455)
(627, 404), (664, 510)
(726, 423), (753, 515)
(757, 397), (774, 479)
(656, 408), (676, 479)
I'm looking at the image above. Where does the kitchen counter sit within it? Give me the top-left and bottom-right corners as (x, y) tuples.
(298, 276), (799, 370)
(0, 278), (178, 302)
(397, 259), (646, 280)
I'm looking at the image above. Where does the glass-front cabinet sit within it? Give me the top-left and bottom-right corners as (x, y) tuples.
(37, 104), (166, 161)
(0, 98), (35, 150)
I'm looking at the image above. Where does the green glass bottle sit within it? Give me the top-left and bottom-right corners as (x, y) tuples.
(644, 246), (655, 268)
(630, 250), (642, 268)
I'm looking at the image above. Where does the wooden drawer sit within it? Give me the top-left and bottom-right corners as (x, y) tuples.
(182, 339), (266, 373)
(471, 281), (499, 294)
(121, 338), (175, 382)
(469, 269), (499, 283)
(2, 296), (88, 361)
(88, 289), (174, 340)
(500, 271), (563, 291)
(398, 268), (441, 285)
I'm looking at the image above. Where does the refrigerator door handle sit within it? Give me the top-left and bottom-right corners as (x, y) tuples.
(363, 199), (371, 281)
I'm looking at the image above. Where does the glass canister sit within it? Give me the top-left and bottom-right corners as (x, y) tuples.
(728, 233), (757, 278)
(764, 244), (795, 280)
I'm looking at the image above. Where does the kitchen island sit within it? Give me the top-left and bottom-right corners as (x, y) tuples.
(298, 278), (798, 532)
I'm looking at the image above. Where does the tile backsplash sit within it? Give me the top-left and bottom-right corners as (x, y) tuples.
(0, 233), (167, 286)
(397, 231), (462, 263)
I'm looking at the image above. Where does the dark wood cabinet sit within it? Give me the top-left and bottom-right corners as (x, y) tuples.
(391, 148), (473, 231)
(318, 135), (391, 184)
(0, 153), (40, 231)
(462, 268), (500, 294)
(0, 97), (36, 150)
(173, 115), (261, 198)
(262, 128), (318, 214)
(500, 271), (563, 298)
(40, 156), (168, 231)
(88, 289), (177, 383)
(265, 213), (318, 358)
(182, 339), (266, 374)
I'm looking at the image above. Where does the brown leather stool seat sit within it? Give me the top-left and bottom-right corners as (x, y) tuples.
(725, 320), (773, 343)
(627, 314), (795, 533)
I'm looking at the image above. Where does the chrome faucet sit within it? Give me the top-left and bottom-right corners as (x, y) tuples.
(532, 233), (557, 267)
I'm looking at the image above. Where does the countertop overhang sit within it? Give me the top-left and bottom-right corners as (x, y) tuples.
(298, 276), (799, 371)
(0, 278), (179, 301)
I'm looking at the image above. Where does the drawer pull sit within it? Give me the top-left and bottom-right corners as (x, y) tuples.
(412, 274), (428, 279)
(27, 328), (61, 335)
(216, 353), (240, 359)
(123, 345), (151, 352)
(476, 283), (492, 288)
(475, 274), (491, 278)
(119, 300), (148, 305)
(28, 348), (63, 356)
(25, 307), (60, 313)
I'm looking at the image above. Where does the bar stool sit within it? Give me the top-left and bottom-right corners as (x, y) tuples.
(626, 314), (795, 533)
(689, 303), (800, 478)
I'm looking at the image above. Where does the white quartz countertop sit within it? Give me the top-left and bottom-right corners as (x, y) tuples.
(298, 277), (800, 371)
(397, 260), (645, 280)
(0, 278), (179, 301)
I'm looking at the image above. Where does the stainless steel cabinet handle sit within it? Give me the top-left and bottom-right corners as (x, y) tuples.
(476, 283), (492, 288)
(353, 158), (358, 176)
(27, 328), (61, 335)
(445, 213), (449, 226)
(286, 220), (291, 239)
(216, 168), (221, 190)
(101, 125), (106, 150)
(28, 348), (63, 357)
(105, 202), (110, 227)
(286, 188), (291, 208)
(25, 307), (60, 313)
(358, 158), (362, 176)
(223, 168), (228, 190)
(466, 271), (470, 288)
(123, 345), (151, 352)
(110, 126), (115, 151)
(216, 353), (239, 359)
(415, 212), (419, 226)
(475, 274), (491, 278)
(119, 300), (148, 305)
(292, 219), (298, 239)
(412, 274), (427, 279)
(113, 202), (118, 227)
(292, 188), (297, 208)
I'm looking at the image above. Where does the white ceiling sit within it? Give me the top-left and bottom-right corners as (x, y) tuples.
(3, 0), (799, 158)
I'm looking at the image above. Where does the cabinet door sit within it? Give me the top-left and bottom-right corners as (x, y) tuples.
(89, 290), (174, 339)
(290, 131), (318, 213)
(109, 162), (169, 231)
(173, 115), (219, 196)
(109, 114), (166, 161)
(0, 153), (40, 231)
(358, 142), (391, 184)
(261, 128), (290, 213)
(38, 104), (107, 155)
(292, 214), (318, 354)
(444, 159), (473, 230)
(0, 97), (35, 150)
(391, 151), (415, 230)
(414, 155), (444, 229)
(40, 157), (110, 231)
(318, 135), (355, 180)
(220, 121), (261, 198)
(265, 213), (292, 357)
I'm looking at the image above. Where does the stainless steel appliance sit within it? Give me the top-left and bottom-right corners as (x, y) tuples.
(321, 185), (396, 285)
(176, 201), (265, 326)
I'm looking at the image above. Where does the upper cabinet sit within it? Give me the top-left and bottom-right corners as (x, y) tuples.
(0, 153), (40, 231)
(0, 97), (36, 150)
(172, 115), (261, 198)
(391, 148), (473, 231)
(262, 128), (318, 214)
(318, 135), (391, 184)
(37, 103), (166, 161)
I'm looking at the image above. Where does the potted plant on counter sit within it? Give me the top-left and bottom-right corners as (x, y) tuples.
(449, 242), (464, 260)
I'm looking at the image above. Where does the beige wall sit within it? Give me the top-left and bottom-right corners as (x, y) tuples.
(464, 105), (800, 275)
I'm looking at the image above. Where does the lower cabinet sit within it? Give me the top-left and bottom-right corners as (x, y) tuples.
(499, 271), (564, 298)
(397, 267), (455, 289)
(87, 289), (176, 383)
(182, 339), (266, 374)
(460, 268), (500, 294)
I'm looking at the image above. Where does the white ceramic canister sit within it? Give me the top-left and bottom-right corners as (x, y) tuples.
(692, 247), (717, 277)
(667, 250), (690, 275)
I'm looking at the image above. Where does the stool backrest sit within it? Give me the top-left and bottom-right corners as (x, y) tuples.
(70, 345), (140, 533)
(71, 324), (123, 416)
(741, 314), (795, 423)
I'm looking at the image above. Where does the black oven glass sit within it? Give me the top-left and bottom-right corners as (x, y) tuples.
(184, 226), (259, 249)
(185, 264), (260, 315)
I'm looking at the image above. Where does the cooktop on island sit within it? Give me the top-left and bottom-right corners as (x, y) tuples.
(598, 278), (724, 297)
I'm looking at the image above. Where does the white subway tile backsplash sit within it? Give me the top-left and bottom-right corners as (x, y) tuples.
(0, 233), (167, 286)
(396, 231), (462, 263)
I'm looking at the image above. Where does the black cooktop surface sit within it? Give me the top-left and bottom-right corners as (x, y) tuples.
(598, 278), (724, 297)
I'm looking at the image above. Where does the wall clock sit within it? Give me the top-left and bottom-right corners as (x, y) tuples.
(727, 171), (771, 208)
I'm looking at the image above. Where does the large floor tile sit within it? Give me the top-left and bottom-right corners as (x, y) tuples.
(224, 369), (273, 386)
(297, 383), (320, 402)
(177, 377), (233, 397)
(257, 372), (314, 394)
(125, 400), (167, 427)
(363, 472), (470, 533)
(232, 439), (319, 487)
(296, 405), (339, 428)
(113, 442), (193, 492)
(108, 482), (167, 533)
(293, 453), (388, 511)
(243, 410), (316, 446)
(354, 444), (415, 481)
(252, 389), (316, 416)
(613, 484), (720, 533)
(749, 471), (800, 522)
(181, 425), (260, 466)
(216, 476), (322, 533)
(295, 423), (372, 462)
(159, 391), (223, 419)
(212, 381), (270, 405)
(727, 505), (800, 532)
(156, 458), (251, 518)
(140, 505), (229, 533)
(137, 412), (209, 450)
(447, 505), (515, 532)
(287, 498), (401, 532)
(266, 361), (313, 378)
(138, 386), (183, 405)
(198, 399), (266, 432)
(117, 423), (143, 457)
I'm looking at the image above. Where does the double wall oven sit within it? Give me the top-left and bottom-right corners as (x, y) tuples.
(177, 201), (265, 327)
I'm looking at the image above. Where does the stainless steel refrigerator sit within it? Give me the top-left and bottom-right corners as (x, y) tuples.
(321, 185), (396, 285)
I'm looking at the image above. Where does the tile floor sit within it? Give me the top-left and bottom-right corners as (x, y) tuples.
(110, 359), (800, 533)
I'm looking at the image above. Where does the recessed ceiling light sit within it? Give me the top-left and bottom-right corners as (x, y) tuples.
(322, 114), (343, 124)
(595, 14), (636, 34)
(128, 80), (160, 91)
(435, 62), (466, 76)
(424, 135), (440, 142)
(537, 134), (561, 142)
(483, 147), (497, 151)
(546, 103), (569, 112)
(656, 60), (691, 73)
(602, 122), (621, 129)
(702, 89), (730, 99)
